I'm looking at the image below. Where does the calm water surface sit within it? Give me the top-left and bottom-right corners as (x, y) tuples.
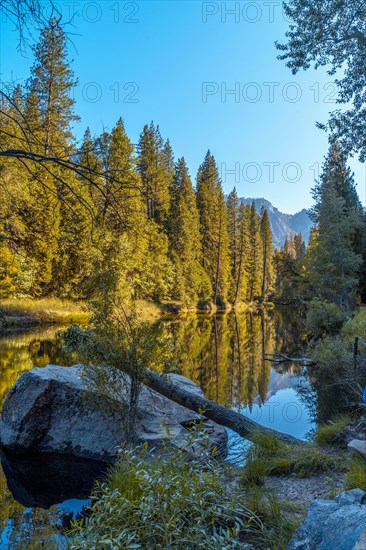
(0, 308), (320, 547)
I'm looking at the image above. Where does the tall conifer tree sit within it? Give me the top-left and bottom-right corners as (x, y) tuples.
(196, 151), (230, 307)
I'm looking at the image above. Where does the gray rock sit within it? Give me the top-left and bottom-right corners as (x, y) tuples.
(0, 365), (227, 463)
(287, 489), (366, 550)
(348, 439), (366, 458)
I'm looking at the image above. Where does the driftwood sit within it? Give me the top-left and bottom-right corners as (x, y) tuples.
(265, 352), (317, 366)
(144, 369), (305, 446)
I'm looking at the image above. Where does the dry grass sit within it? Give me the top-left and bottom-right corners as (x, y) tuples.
(0, 298), (90, 326)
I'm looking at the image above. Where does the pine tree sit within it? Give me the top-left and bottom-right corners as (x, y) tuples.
(196, 151), (230, 307)
(137, 123), (173, 228)
(169, 158), (211, 303)
(13, 18), (81, 294)
(106, 118), (144, 233)
(309, 142), (363, 309)
(294, 233), (306, 261)
(247, 202), (262, 301)
(311, 141), (362, 223)
(234, 203), (250, 303)
(227, 188), (240, 303)
(260, 208), (274, 301)
(28, 17), (78, 156)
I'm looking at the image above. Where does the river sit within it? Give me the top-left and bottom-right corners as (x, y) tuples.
(0, 307), (318, 548)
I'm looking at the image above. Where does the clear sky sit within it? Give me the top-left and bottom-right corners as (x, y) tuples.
(1, 0), (365, 213)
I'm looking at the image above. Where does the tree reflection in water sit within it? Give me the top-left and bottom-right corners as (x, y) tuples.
(0, 308), (320, 547)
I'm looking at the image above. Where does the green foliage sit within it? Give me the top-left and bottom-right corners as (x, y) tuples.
(197, 151), (231, 308)
(308, 335), (355, 378)
(0, 20), (275, 308)
(0, 243), (19, 297)
(242, 433), (342, 486)
(244, 486), (302, 550)
(305, 299), (347, 337)
(277, 2), (366, 161)
(274, 232), (304, 303)
(247, 202), (263, 302)
(343, 309), (366, 350)
(314, 416), (352, 446)
(305, 142), (363, 310)
(260, 208), (275, 301)
(70, 437), (258, 549)
(346, 456), (366, 491)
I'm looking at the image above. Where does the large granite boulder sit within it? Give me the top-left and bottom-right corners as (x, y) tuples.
(287, 489), (366, 550)
(0, 365), (227, 463)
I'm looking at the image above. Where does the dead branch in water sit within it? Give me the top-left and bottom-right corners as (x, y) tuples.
(265, 352), (317, 366)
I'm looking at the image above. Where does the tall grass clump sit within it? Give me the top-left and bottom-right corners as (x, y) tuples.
(244, 487), (302, 550)
(314, 416), (353, 446)
(346, 456), (366, 491)
(241, 432), (343, 486)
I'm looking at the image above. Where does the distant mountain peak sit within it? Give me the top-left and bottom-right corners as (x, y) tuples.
(239, 197), (312, 248)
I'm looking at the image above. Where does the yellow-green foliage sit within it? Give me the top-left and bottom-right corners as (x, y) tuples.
(70, 439), (258, 549)
(343, 308), (366, 352)
(314, 416), (352, 446)
(346, 456), (366, 491)
(0, 298), (90, 325)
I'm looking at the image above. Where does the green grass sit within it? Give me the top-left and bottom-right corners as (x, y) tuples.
(244, 486), (303, 550)
(346, 456), (366, 491)
(241, 433), (345, 485)
(314, 416), (352, 446)
(0, 298), (90, 326)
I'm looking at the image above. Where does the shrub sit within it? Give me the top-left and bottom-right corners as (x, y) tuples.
(305, 299), (347, 337)
(308, 335), (355, 378)
(70, 433), (259, 549)
(343, 309), (366, 353)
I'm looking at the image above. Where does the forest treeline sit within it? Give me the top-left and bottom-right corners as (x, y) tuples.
(0, 20), (365, 311)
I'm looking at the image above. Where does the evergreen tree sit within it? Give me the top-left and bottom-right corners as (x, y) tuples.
(137, 123), (173, 228)
(293, 233), (306, 261)
(227, 188), (240, 303)
(308, 142), (363, 309)
(27, 17), (78, 156)
(246, 202), (262, 301)
(169, 158), (211, 303)
(232, 203), (251, 304)
(196, 151), (230, 307)
(260, 208), (274, 301)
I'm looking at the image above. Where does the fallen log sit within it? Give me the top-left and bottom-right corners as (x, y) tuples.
(265, 352), (316, 366)
(144, 369), (305, 446)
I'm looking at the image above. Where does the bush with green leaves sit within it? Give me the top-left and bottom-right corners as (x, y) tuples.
(305, 299), (347, 338)
(69, 432), (259, 549)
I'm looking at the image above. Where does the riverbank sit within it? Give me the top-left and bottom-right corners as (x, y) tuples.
(0, 299), (91, 328)
(0, 298), (276, 329)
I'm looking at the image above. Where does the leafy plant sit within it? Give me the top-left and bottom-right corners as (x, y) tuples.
(69, 430), (260, 549)
(305, 299), (347, 338)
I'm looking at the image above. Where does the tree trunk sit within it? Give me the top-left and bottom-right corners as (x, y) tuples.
(144, 369), (304, 446)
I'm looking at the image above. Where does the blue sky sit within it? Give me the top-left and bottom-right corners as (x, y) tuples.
(1, 0), (365, 213)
